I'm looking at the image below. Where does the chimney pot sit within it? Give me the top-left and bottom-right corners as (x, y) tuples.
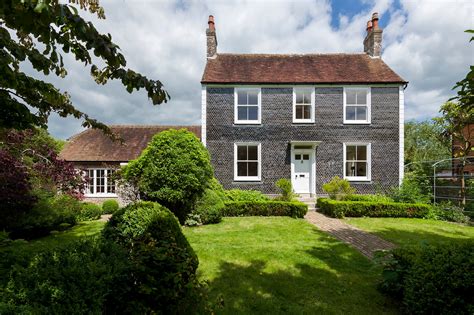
(371, 12), (379, 29)
(366, 20), (373, 34)
(208, 15), (215, 31)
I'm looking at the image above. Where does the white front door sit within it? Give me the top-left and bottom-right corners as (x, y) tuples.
(293, 152), (311, 193)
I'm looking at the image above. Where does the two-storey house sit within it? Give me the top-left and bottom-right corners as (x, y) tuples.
(201, 13), (407, 196)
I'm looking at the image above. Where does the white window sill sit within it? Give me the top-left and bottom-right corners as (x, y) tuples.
(293, 120), (315, 124)
(343, 121), (371, 125)
(234, 121), (261, 125)
(344, 177), (371, 182)
(233, 177), (261, 182)
(84, 194), (118, 198)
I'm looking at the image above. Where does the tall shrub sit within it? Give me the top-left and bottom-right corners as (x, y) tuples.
(102, 201), (202, 313)
(322, 176), (355, 200)
(0, 149), (35, 230)
(275, 178), (297, 201)
(122, 129), (213, 223)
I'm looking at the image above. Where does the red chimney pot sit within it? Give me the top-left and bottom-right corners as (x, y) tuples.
(366, 20), (373, 34)
(371, 12), (379, 29)
(208, 15), (215, 31)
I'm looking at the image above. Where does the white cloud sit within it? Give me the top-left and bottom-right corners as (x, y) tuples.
(34, 0), (473, 138)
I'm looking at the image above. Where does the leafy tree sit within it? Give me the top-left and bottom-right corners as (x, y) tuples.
(434, 101), (474, 204)
(122, 129), (213, 223)
(404, 120), (451, 196)
(450, 30), (474, 111)
(0, 0), (169, 136)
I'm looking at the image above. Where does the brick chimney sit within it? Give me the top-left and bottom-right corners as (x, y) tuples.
(364, 12), (383, 57)
(206, 15), (217, 58)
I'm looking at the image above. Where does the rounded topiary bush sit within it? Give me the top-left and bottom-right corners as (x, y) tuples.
(192, 188), (224, 225)
(122, 129), (213, 224)
(102, 199), (119, 214)
(102, 201), (200, 313)
(76, 203), (102, 221)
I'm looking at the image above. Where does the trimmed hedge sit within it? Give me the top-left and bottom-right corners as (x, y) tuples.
(344, 194), (394, 203)
(102, 199), (119, 214)
(317, 198), (431, 218)
(76, 203), (102, 221)
(222, 201), (307, 218)
(379, 243), (474, 314)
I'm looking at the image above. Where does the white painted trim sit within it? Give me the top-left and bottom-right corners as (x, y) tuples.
(234, 87), (262, 125)
(399, 86), (405, 185)
(205, 83), (404, 88)
(343, 142), (371, 182)
(343, 87), (371, 124)
(201, 85), (207, 147)
(119, 162), (128, 166)
(234, 142), (262, 181)
(292, 87), (315, 123)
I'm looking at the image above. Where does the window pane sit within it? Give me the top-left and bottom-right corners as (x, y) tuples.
(237, 146), (247, 160)
(237, 162), (247, 176)
(296, 105), (303, 119)
(356, 162), (367, 176)
(346, 146), (356, 160)
(346, 162), (356, 176)
(356, 90), (367, 105)
(247, 145), (258, 160)
(357, 145), (367, 160)
(346, 106), (356, 120)
(248, 92), (258, 105)
(248, 106), (258, 120)
(247, 162), (258, 176)
(107, 169), (116, 194)
(295, 154), (301, 160)
(303, 92), (311, 104)
(237, 106), (247, 120)
(346, 90), (356, 104)
(303, 105), (311, 119)
(295, 92), (304, 104)
(303, 154), (309, 160)
(237, 91), (247, 105)
(356, 106), (367, 121)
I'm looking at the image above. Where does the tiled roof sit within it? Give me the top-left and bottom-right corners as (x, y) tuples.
(59, 125), (201, 162)
(201, 53), (406, 84)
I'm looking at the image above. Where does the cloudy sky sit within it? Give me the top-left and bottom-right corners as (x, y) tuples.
(40, 0), (473, 139)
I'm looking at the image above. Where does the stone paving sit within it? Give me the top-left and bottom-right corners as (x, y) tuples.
(99, 214), (112, 222)
(305, 211), (396, 259)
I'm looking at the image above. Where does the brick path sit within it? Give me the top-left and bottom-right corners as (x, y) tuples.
(99, 214), (112, 222)
(305, 211), (396, 259)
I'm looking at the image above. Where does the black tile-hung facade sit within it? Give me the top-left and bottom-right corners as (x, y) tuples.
(205, 86), (401, 195)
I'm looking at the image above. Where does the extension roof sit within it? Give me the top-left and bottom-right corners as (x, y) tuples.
(59, 125), (201, 162)
(201, 53), (406, 84)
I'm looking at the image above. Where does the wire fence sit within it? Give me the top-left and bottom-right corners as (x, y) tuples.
(404, 157), (474, 216)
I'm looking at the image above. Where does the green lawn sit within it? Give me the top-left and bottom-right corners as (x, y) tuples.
(344, 218), (474, 247)
(184, 217), (398, 314)
(0, 220), (106, 257)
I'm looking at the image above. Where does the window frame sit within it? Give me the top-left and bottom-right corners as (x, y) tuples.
(234, 142), (262, 181)
(343, 143), (371, 182)
(84, 168), (118, 197)
(343, 87), (371, 124)
(234, 88), (262, 125)
(293, 87), (315, 123)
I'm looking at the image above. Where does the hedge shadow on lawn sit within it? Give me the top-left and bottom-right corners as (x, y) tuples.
(204, 231), (398, 314)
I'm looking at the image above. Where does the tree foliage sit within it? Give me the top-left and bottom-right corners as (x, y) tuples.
(434, 101), (474, 204)
(0, 0), (169, 136)
(450, 30), (474, 111)
(122, 129), (213, 223)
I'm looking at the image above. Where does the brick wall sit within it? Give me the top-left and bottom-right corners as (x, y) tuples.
(206, 86), (400, 195)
